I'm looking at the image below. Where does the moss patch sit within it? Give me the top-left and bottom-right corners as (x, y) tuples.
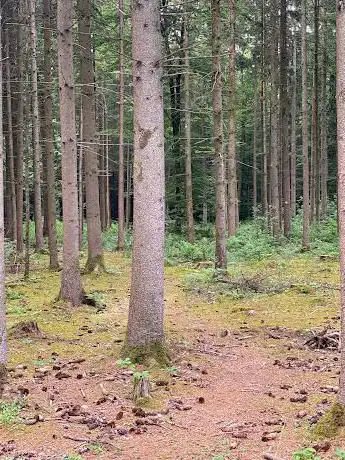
(121, 340), (170, 366)
(313, 403), (345, 439)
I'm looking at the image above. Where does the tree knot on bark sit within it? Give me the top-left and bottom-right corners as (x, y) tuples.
(139, 127), (155, 149)
(339, 0), (345, 11)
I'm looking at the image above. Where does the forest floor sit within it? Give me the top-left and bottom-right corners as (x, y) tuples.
(0, 252), (344, 459)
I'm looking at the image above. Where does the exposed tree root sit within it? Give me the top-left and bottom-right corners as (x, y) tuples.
(304, 327), (339, 350)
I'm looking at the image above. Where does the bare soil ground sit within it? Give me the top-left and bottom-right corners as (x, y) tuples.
(0, 254), (344, 459)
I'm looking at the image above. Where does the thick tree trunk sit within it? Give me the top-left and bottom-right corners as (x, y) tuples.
(57, 0), (84, 306)
(212, 0), (227, 270)
(5, 29), (17, 245)
(280, 0), (291, 236)
(117, 0), (125, 250)
(184, 4), (195, 243)
(78, 0), (104, 272)
(337, 0), (345, 405)
(291, 35), (297, 218)
(270, 0), (280, 236)
(0, 11), (7, 371)
(302, 0), (310, 250)
(126, 0), (166, 358)
(78, 102), (84, 248)
(227, 0), (237, 237)
(43, 0), (59, 269)
(29, 0), (44, 252)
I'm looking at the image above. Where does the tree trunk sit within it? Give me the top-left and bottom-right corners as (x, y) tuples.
(29, 0), (44, 252)
(117, 0), (125, 250)
(227, 0), (237, 237)
(311, 0), (320, 222)
(291, 35), (297, 218)
(78, 102), (84, 248)
(57, 0), (84, 306)
(270, 0), (280, 236)
(320, 8), (328, 220)
(184, 3), (195, 243)
(253, 94), (258, 217)
(280, 0), (291, 236)
(78, 0), (104, 272)
(126, 0), (166, 359)
(212, 0), (227, 270)
(337, 0), (345, 405)
(5, 28), (17, 245)
(0, 11), (7, 371)
(261, 0), (268, 219)
(43, 0), (59, 269)
(15, 2), (24, 255)
(302, 0), (310, 250)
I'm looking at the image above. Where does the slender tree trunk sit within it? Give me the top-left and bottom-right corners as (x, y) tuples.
(117, 0), (125, 250)
(202, 155), (208, 224)
(212, 0), (227, 270)
(291, 35), (297, 218)
(78, 0), (104, 272)
(184, 3), (195, 243)
(99, 106), (106, 231)
(58, 0), (84, 306)
(253, 95), (258, 217)
(337, 0), (345, 405)
(320, 8), (328, 219)
(126, 0), (166, 359)
(302, 0), (310, 249)
(0, 8), (7, 373)
(125, 145), (132, 229)
(261, 0), (268, 218)
(280, 0), (291, 235)
(5, 29), (17, 245)
(270, 0), (280, 236)
(227, 0), (237, 236)
(311, 0), (320, 222)
(78, 102), (84, 248)
(15, 2), (24, 255)
(29, 0), (44, 252)
(43, 0), (59, 269)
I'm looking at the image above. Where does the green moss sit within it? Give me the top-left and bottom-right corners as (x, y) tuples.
(84, 254), (106, 274)
(313, 403), (345, 439)
(121, 340), (170, 366)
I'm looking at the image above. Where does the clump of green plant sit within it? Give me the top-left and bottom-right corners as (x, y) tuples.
(34, 357), (54, 367)
(116, 358), (150, 401)
(313, 403), (345, 439)
(86, 443), (104, 454)
(85, 291), (106, 312)
(0, 400), (26, 426)
(335, 448), (345, 458)
(292, 448), (320, 460)
(6, 289), (25, 301)
(63, 455), (83, 460)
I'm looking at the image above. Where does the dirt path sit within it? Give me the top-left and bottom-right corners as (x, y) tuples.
(0, 255), (343, 459)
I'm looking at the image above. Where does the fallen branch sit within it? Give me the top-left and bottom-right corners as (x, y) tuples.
(263, 454), (284, 460)
(304, 327), (340, 350)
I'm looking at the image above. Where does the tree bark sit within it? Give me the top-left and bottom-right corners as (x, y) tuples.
(29, 0), (44, 252)
(0, 8), (7, 370)
(291, 35), (297, 218)
(212, 0), (227, 270)
(117, 0), (125, 250)
(15, 1), (24, 255)
(270, 0), (280, 236)
(184, 2), (195, 243)
(5, 28), (17, 245)
(320, 8), (328, 220)
(43, 0), (59, 269)
(302, 0), (310, 250)
(126, 0), (166, 355)
(337, 0), (345, 405)
(280, 0), (291, 236)
(78, 0), (104, 272)
(227, 0), (237, 237)
(57, 0), (84, 306)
